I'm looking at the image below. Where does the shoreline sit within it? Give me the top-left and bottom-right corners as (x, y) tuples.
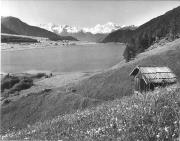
(1, 42), (124, 52)
(1, 70), (99, 96)
(2, 38), (176, 90)
(0, 70), (97, 104)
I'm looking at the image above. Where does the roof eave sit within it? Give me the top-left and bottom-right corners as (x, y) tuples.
(129, 66), (140, 76)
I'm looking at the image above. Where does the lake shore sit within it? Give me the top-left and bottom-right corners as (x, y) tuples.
(0, 70), (101, 104)
(1, 41), (125, 104)
(2, 38), (178, 98)
(2, 42), (125, 73)
(1, 41), (116, 52)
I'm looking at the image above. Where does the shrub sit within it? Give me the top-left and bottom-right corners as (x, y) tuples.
(9, 77), (33, 93)
(3, 99), (11, 105)
(32, 73), (46, 79)
(1, 75), (20, 92)
(1, 91), (10, 98)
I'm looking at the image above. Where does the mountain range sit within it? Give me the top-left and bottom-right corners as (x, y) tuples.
(1, 16), (77, 41)
(102, 6), (180, 61)
(39, 22), (136, 34)
(39, 23), (136, 42)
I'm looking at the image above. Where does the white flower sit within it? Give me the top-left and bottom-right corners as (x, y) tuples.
(164, 126), (169, 132)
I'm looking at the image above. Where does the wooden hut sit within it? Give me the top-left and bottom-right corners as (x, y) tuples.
(130, 66), (177, 93)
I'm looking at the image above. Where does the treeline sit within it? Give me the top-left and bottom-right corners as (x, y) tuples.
(1, 34), (38, 43)
(103, 6), (180, 61)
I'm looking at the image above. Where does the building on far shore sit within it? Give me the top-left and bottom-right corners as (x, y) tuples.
(130, 66), (177, 93)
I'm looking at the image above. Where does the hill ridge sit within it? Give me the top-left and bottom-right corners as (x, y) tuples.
(102, 6), (180, 61)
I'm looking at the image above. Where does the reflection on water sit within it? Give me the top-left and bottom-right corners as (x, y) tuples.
(1, 43), (125, 73)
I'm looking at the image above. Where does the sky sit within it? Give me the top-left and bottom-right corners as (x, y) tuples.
(1, 0), (180, 28)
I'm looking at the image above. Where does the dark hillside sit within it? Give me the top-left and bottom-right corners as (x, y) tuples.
(1, 25), (18, 35)
(1, 16), (77, 41)
(61, 31), (108, 42)
(103, 6), (180, 61)
(102, 29), (133, 43)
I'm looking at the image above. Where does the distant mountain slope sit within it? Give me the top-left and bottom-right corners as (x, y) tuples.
(1, 24), (18, 35)
(60, 31), (108, 42)
(102, 6), (180, 61)
(102, 29), (133, 43)
(1, 16), (77, 41)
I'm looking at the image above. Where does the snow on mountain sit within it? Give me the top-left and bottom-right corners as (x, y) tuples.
(39, 22), (135, 35)
(82, 22), (122, 34)
(39, 23), (81, 34)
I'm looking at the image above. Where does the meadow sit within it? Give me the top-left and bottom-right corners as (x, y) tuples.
(2, 86), (180, 140)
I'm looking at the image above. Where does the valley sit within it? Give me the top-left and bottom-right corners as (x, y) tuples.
(1, 3), (180, 141)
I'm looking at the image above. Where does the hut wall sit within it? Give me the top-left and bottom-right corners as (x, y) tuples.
(133, 71), (148, 92)
(139, 78), (147, 92)
(134, 77), (140, 91)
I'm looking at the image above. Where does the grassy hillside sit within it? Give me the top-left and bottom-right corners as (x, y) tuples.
(1, 16), (77, 41)
(74, 39), (180, 101)
(2, 86), (180, 140)
(102, 6), (180, 61)
(0, 88), (102, 134)
(1, 39), (180, 136)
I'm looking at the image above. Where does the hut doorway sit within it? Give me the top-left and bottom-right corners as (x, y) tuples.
(139, 78), (146, 92)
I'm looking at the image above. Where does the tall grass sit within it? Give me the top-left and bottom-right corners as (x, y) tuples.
(2, 86), (179, 140)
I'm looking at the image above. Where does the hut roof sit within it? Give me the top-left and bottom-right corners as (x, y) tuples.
(130, 66), (177, 84)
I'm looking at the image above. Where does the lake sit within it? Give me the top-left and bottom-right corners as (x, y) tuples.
(1, 43), (125, 73)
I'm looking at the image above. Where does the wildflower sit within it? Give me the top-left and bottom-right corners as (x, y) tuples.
(164, 126), (169, 132)
(118, 128), (122, 132)
(156, 133), (160, 138)
(133, 104), (138, 108)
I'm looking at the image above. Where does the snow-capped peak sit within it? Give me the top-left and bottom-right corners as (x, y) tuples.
(39, 23), (81, 34)
(83, 22), (122, 34)
(39, 22), (135, 34)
